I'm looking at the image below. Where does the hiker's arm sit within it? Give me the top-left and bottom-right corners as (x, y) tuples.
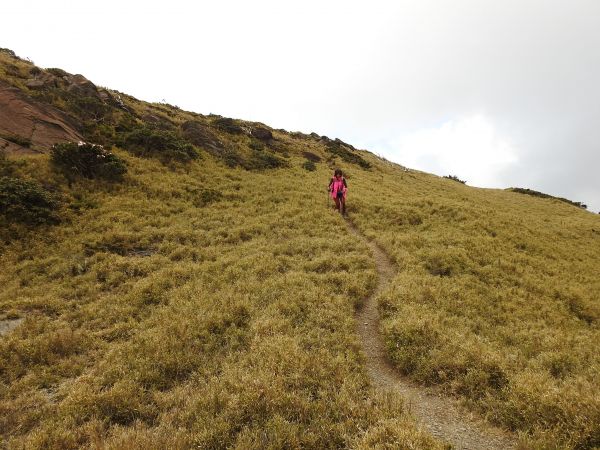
(343, 178), (348, 188)
(328, 178), (333, 190)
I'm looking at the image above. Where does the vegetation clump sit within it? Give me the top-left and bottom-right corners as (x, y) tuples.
(243, 150), (287, 170)
(323, 137), (371, 169)
(0, 132), (31, 148)
(51, 141), (127, 182)
(0, 176), (59, 225)
(117, 127), (199, 163)
(212, 117), (244, 134)
(46, 67), (69, 78)
(444, 175), (466, 184)
(509, 187), (587, 209)
(0, 152), (17, 177)
(302, 151), (321, 162)
(302, 160), (317, 171)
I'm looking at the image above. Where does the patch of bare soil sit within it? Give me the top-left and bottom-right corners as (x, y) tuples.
(346, 219), (517, 450)
(0, 318), (23, 337)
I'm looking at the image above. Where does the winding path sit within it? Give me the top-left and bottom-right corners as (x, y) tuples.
(346, 219), (517, 450)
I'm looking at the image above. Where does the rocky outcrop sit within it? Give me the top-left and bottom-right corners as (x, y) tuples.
(0, 80), (82, 154)
(25, 72), (59, 90)
(250, 126), (273, 141)
(65, 74), (99, 98)
(181, 120), (224, 154)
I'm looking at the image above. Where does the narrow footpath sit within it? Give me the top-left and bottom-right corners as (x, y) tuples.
(346, 219), (517, 450)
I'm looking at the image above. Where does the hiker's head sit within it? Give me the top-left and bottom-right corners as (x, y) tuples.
(334, 169), (343, 178)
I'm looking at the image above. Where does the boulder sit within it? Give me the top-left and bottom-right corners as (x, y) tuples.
(25, 72), (58, 90)
(65, 74), (99, 98)
(212, 117), (244, 134)
(0, 80), (83, 154)
(142, 113), (174, 130)
(181, 121), (224, 153)
(251, 126), (273, 141)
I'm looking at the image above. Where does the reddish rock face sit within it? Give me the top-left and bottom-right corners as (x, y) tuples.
(0, 80), (82, 154)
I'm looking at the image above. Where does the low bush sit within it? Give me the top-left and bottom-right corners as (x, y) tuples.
(212, 117), (244, 134)
(243, 151), (287, 170)
(0, 176), (60, 225)
(444, 175), (466, 184)
(508, 187), (587, 209)
(117, 127), (199, 163)
(248, 140), (264, 151)
(302, 160), (316, 171)
(193, 188), (223, 208)
(302, 151), (321, 162)
(46, 67), (69, 78)
(323, 138), (370, 169)
(50, 142), (127, 182)
(0, 152), (17, 177)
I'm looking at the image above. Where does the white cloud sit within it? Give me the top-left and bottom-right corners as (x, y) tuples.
(378, 115), (518, 187)
(1, 0), (599, 211)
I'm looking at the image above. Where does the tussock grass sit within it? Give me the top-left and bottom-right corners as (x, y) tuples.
(349, 167), (600, 449)
(2, 49), (598, 448)
(0, 151), (441, 449)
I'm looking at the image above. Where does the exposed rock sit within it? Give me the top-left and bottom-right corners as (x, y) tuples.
(212, 117), (244, 134)
(251, 126), (273, 141)
(0, 80), (83, 154)
(26, 72), (58, 90)
(142, 113), (175, 130)
(181, 120), (224, 153)
(302, 151), (321, 162)
(65, 74), (99, 98)
(334, 137), (356, 150)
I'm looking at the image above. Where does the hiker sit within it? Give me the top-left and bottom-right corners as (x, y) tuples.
(328, 169), (347, 214)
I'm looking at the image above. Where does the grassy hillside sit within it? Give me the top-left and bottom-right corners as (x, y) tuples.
(350, 170), (600, 449)
(1, 48), (599, 449)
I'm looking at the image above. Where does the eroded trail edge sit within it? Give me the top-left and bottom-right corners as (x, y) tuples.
(346, 219), (517, 450)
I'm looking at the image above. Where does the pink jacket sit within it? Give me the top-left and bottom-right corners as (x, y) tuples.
(330, 177), (347, 200)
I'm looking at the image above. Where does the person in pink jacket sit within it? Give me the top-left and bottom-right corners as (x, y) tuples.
(328, 168), (347, 214)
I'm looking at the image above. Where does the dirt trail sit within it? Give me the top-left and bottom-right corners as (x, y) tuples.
(346, 219), (517, 450)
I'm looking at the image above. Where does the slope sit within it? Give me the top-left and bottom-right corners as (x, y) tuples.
(1, 48), (599, 449)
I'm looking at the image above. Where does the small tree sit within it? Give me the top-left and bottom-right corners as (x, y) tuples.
(444, 175), (466, 184)
(0, 177), (60, 225)
(117, 127), (199, 163)
(50, 141), (127, 183)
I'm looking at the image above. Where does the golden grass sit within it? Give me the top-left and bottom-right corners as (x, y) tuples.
(349, 164), (600, 449)
(1, 49), (598, 447)
(0, 150), (441, 449)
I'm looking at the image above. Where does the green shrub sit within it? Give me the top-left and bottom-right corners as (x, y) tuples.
(212, 117), (244, 134)
(50, 142), (127, 182)
(323, 138), (370, 169)
(302, 151), (321, 162)
(0, 132), (31, 148)
(508, 187), (587, 209)
(302, 160), (316, 171)
(444, 175), (466, 184)
(0, 176), (60, 225)
(193, 188), (223, 207)
(0, 152), (17, 177)
(249, 140), (264, 151)
(46, 67), (69, 78)
(117, 127), (199, 163)
(243, 151), (287, 170)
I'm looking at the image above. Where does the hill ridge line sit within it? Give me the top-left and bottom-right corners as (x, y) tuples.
(345, 217), (518, 450)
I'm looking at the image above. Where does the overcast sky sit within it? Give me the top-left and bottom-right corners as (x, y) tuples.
(3, 0), (599, 212)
